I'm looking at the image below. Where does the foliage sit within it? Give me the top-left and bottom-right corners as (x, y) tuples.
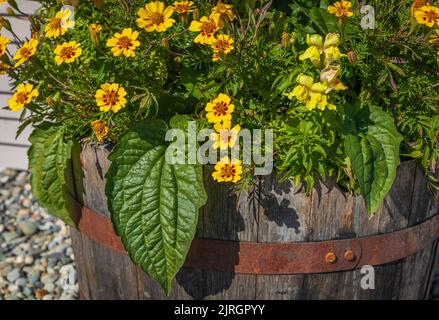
(2, 0), (438, 293)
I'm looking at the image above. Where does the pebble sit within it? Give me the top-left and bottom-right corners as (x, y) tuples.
(0, 168), (78, 300)
(18, 220), (38, 236)
(6, 269), (20, 282)
(2, 231), (19, 243)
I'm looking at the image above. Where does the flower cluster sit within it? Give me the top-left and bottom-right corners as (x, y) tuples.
(286, 33), (347, 111)
(6, 1), (238, 142)
(412, 1), (439, 60)
(204, 93), (242, 183)
(189, 1), (235, 61)
(299, 33), (346, 68)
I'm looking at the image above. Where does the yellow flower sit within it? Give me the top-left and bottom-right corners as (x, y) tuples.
(205, 93), (235, 123)
(411, 0), (430, 17)
(211, 34), (234, 61)
(306, 82), (336, 111)
(211, 1), (236, 21)
(91, 120), (109, 142)
(212, 157), (242, 183)
(415, 5), (439, 27)
(0, 35), (10, 56)
(285, 74), (314, 103)
(430, 29), (439, 44)
(137, 1), (175, 33)
(95, 83), (127, 113)
(286, 74), (338, 111)
(323, 33), (345, 65)
(210, 121), (241, 150)
(172, 1), (196, 14)
(44, 9), (74, 38)
(324, 45), (344, 65)
(89, 23), (102, 33)
(306, 92), (336, 111)
(106, 28), (141, 58)
(324, 33), (341, 48)
(53, 41), (82, 65)
(299, 34), (324, 66)
(8, 83), (39, 112)
(189, 14), (222, 45)
(327, 1), (354, 19)
(299, 45), (322, 66)
(13, 39), (38, 68)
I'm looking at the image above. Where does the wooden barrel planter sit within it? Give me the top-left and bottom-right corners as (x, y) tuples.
(68, 144), (439, 300)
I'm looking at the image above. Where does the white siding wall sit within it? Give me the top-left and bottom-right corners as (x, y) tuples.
(0, 0), (41, 170)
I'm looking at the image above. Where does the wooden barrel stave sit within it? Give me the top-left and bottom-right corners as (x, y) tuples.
(69, 144), (439, 300)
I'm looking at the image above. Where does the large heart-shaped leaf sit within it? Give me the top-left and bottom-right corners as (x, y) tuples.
(343, 105), (403, 214)
(28, 123), (74, 225)
(106, 119), (207, 295)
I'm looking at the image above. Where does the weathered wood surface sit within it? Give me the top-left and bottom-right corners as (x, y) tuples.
(69, 144), (439, 300)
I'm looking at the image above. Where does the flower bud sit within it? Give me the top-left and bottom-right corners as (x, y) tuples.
(347, 51), (358, 64)
(161, 38), (169, 48)
(281, 32), (290, 49)
(306, 34), (323, 48)
(324, 33), (341, 49)
(89, 23), (102, 46)
(297, 74), (315, 88)
(192, 8), (200, 20)
(311, 82), (329, 94)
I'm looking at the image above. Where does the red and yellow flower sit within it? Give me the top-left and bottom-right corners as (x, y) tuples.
(205, 93), (235, 123)
(211, 34), (234, 61)
(430, 29), (439, 44)
(212, 157), (242, 183)
(172, 1), (196, 14)
(53, 41), (82, 65)
(211, 1), (236, 21)
(95, 83), (127, 113)
(414, 5), (439, 27)
(189, 14), (222, 45)
(106, 28), (141, 58)
(0, 35), (10, 57)
(210, 121), (241, 150)
(8, 83), (39, 112)
(327, 1), (354, 20)
(137, 1), (175, 32)
(13, 39), (38, 68)
(44, 9), (74, 38)
(91, 120), (109, 142)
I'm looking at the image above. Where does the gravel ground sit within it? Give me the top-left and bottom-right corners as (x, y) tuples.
(0, 168), (78, 300)
(0, 167), (437, 300)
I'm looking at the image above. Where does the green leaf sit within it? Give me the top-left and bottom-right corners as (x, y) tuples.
(170, 114), (192, 131)
(309, 8), (339, 34)
(343, 105), (403, 214)
(28, 123), (74, 225)
(106, 119), (207, 295)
